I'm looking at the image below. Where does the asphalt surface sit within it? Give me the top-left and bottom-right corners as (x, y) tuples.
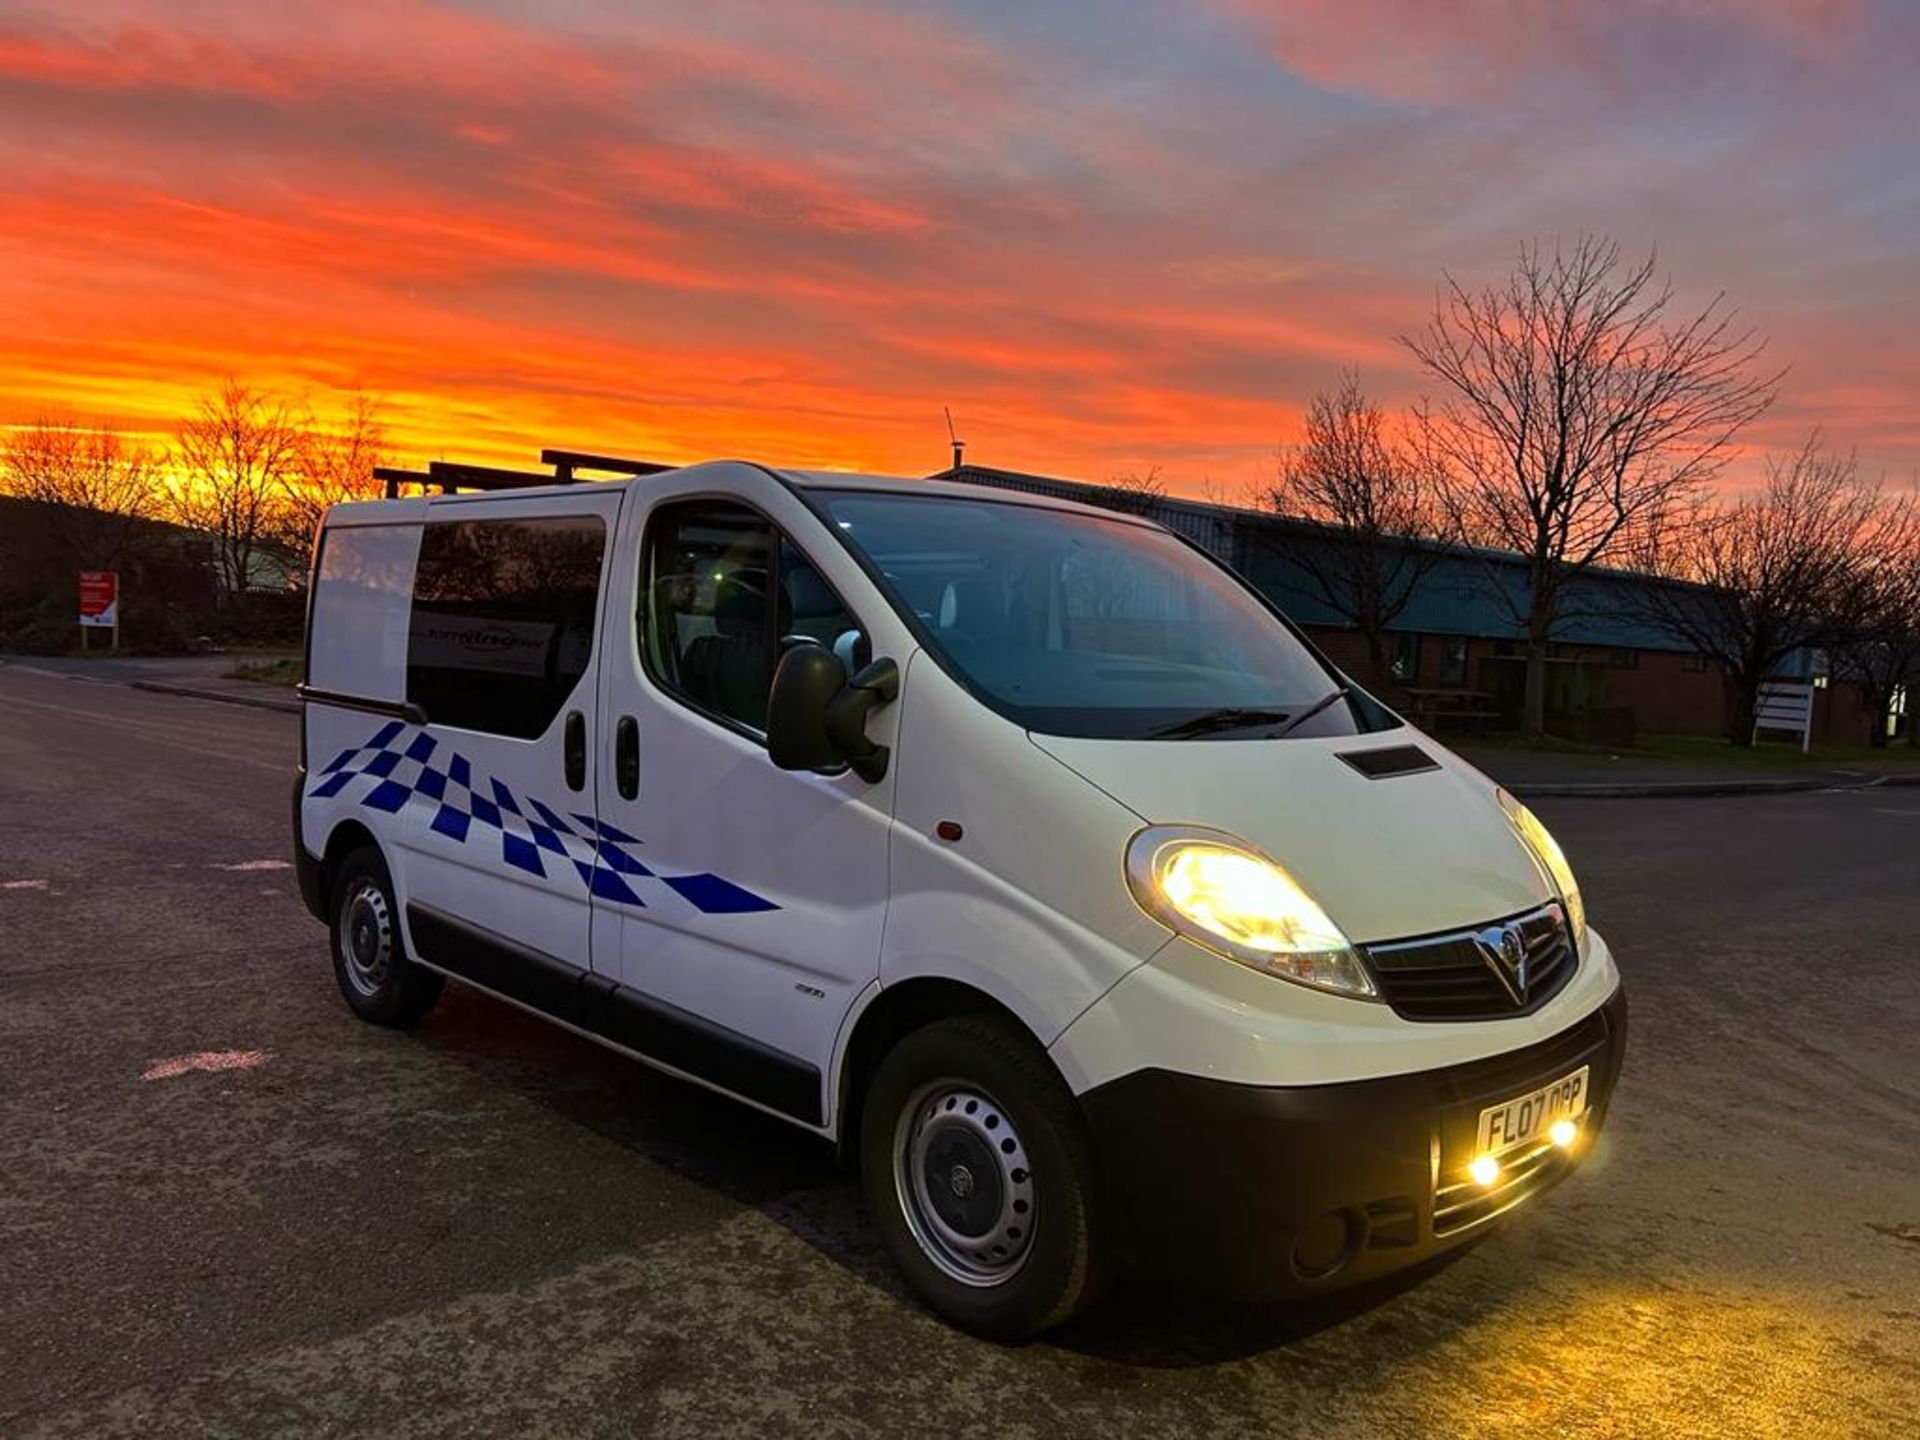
(2, 663), (1916, 1438)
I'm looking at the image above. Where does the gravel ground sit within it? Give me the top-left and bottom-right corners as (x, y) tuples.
(2, 664), (1915, 1438)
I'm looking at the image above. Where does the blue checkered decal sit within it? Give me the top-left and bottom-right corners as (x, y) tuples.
(310, 721), (778, 915)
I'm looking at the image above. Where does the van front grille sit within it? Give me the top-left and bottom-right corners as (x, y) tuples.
(1364, 903), (1577, 1022)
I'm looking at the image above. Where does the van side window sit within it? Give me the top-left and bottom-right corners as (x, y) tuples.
(407, 515), (607, 740)
(779, 538), (869, 672)
(641, 501), (866, 734)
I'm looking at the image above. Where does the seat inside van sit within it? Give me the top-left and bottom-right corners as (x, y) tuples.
(680, 569), (783, 727)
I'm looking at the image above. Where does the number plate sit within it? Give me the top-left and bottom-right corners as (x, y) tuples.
(1475, 1065), (1590, 1153)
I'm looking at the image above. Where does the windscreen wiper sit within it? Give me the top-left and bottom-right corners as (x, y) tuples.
(1144, 706), (1297, 740)
(1268, 686), (1351, 739)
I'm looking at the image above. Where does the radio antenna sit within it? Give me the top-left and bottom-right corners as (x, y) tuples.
(943, 407), (966, 472)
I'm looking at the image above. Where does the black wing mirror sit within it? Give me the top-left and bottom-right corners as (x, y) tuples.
(768, 645), (899, 783)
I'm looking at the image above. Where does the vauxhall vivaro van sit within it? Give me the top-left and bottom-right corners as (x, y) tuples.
(294, 457), (1626, 1337)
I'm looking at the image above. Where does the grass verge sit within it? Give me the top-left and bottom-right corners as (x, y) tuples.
(224, 656), (303, 686)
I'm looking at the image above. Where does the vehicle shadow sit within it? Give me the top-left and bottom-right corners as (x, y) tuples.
(1043, 1248), (1482, 1368)
(407, 983), (907, 1274)
(407, 982), (1500, 1363)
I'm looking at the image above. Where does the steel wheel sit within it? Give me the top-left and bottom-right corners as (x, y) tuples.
(894, 1080), (1037, 1287)
(338, 880), (394, 999)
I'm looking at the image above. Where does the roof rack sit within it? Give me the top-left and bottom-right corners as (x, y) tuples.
(373, 448), (675, 498)
(541, 448), (675, 481)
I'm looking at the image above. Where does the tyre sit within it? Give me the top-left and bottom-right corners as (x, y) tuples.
(329, 845), (443, 1028)
(860, 1013), (1110, 1339)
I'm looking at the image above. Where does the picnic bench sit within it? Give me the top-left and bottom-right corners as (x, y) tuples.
(1401, 687), (1503, 732)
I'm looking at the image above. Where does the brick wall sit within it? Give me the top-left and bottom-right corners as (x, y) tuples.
(1296, 623), (1895, 743)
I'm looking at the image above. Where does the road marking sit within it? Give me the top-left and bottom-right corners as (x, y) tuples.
(141, 1050), (270, 1082)
(211, 859), (292, 871)
(2, 878), (50, 890)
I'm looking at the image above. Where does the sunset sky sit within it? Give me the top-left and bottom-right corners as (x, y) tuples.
(1, 0), (1915, 496)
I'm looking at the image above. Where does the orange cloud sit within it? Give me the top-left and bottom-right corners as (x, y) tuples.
(0, 0), (1911, 502)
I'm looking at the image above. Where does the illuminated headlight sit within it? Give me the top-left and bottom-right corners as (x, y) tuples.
(1125, 827), (1376, 998)
(1497, 789), (1587, 945)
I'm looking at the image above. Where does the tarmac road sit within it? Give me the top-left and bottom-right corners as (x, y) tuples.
(2, 662), (1916, 1438)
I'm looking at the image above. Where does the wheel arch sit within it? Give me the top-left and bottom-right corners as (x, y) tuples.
(832, 976), (1049, 1161)
(319, 818), (384, 906)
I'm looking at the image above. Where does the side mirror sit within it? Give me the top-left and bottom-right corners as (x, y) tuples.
(768, 644), (847, 772)
(767, 646), (900, 782)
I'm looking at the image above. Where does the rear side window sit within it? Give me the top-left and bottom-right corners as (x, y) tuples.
(407, 516), (607, 739)
(308, 523), (420, 700)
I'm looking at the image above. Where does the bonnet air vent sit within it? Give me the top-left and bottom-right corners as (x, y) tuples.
(1338, 745), (1441, 779)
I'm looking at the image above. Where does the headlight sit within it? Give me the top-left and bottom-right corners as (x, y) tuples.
(1497, 790), (1587, 944)
(1125, 826), (1376, 998)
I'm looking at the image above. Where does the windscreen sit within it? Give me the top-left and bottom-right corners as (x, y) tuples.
(820, 490), (1391, 740)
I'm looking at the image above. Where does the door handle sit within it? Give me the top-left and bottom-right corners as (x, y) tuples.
(615, 715), (639, 800)
(564, 710), (586, 792)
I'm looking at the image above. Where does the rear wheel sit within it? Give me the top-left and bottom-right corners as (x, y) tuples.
(860, 1013), (1109, 1339)
(329, 845), (442, 1028)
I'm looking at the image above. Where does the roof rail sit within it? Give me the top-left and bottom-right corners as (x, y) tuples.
(371, 448), (678, 498)
(373, 466), (432, 499)
(541, 448), (675, 480)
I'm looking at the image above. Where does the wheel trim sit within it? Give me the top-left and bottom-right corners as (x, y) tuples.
(340, 881), (394, 998)
(894, 1080), (1036, 1287)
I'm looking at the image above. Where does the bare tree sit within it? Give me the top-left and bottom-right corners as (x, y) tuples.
(1403, 236), (1778, 733)
(1, 417), (166, 569)
(1263, 372), (1444, 687)
(1826, 513), (1920, 747)
(170, 381), (304, 598)
(1198, 474), (1251, 509)
(278, 391), (389, 555)
(1637, 436), (1899, 744)
(1103, 465), (1168, 514)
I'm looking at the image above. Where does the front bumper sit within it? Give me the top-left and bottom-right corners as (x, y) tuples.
(1078, 984), (1628, 1302)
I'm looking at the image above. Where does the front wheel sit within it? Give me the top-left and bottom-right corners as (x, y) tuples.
(860, 1014), (1110, 1339)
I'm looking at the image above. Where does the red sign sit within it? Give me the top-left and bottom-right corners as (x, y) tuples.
(79, 570), (119, 628)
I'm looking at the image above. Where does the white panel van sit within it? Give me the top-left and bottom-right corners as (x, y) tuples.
(294, 460), (1627, 1337)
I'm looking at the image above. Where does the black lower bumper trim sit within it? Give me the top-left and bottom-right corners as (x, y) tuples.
(1078, 985), (1628, 1302)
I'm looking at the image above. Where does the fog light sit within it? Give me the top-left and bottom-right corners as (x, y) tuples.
(1549, 1118), (1578, 1149)
(1469, 1155), (1500, 1187)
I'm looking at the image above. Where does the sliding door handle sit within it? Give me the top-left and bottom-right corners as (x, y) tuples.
(564, 710), (587, 792)
(615, 715), (639, 800)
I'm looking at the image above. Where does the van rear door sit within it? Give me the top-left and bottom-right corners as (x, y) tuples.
(394, 490), (623, 1005)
